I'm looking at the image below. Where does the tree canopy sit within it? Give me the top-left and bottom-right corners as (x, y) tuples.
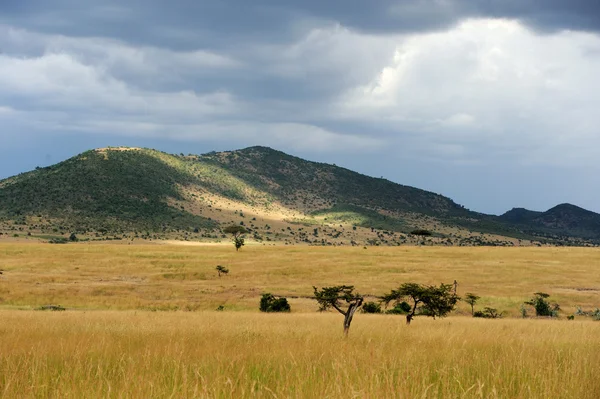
(313, 285), (363, 336)
(223, 225), (248, 251)
(381, 282), (459, 325)
(464, 292), (480, 316)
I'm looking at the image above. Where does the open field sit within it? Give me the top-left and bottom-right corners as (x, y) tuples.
(1, 243), (599, 314)
(1, 243), (600, 397)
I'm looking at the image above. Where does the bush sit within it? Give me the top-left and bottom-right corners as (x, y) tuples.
(473, 307), (503, 319)
(37, 305), (66, 311)
(575, 307), (600, 320)
(362, 301), (382, 314)
(49, 237), (69, 244)
(385, 301), (411, 314)
(259, 293), (291, 313)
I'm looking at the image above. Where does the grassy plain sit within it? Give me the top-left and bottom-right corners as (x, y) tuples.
(1, 243), (599, 314)
(1, 243), (600, 398)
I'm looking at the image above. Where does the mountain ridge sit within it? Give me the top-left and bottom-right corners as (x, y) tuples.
(0, 146), (598, 246)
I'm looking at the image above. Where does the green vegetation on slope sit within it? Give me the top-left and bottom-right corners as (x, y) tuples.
(0, 145), (598, 244)
(200, 146), (468, 216)
(310, 204), (408, 232)
(0, 149), (216, 233)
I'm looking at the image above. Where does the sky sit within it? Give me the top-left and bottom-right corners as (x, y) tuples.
(1, 0), (600, 215)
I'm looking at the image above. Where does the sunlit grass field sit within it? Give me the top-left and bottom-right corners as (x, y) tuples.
(1, 311), (599, 398)
(1, 243), (600, 397)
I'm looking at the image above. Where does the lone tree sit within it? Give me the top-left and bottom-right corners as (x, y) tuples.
(410, 229), (432, 245)
(215, 265), (229, 278)
(223, 225), (248, 251)
(313, 285), (363, 336)
(381, 282), (460, 325)
(464, 292), (480, 316)
(524, 292), (560, 318)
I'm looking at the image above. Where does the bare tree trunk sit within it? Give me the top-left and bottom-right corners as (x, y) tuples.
(407, 300), (419, 325)
(342, 298), (363, 336)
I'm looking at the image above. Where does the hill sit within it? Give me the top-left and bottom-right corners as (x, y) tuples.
(0, 146), (598, 246)
(499, 203), (600, 241)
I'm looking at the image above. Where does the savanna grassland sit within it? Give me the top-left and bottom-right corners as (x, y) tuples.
(1, 243), (600, 398)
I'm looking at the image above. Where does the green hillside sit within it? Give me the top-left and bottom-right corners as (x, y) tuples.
(0, 148), (216, 234)
(0, 146), (598, 245)
(195, 147), (543, 240)
(200, 146), (468, 215)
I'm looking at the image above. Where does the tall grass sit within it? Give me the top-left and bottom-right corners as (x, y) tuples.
(1, 244), (600, 397)
(1, 311), (599, 398)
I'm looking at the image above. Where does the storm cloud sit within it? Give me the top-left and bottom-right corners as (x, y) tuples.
(1, 1), (599, 214)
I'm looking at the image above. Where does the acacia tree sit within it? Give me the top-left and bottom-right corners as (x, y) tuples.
(223, 225), (248, 251)
(381, 282), (460, 325)
(215, 265), (229, 277)
(313, 285), (363, 336)
(464, 292), (480, 316)
(524, 292), (560, 317)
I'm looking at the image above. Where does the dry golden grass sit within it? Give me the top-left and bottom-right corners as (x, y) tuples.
(1, 243), (599, 314)
(1, 243), (600, 398)
(1, 311), (599, 398)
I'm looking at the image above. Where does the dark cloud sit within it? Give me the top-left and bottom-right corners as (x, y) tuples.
(2, 0), (600, 215)
(2, 0), (600, 51)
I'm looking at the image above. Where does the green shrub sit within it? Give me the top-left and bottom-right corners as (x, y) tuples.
(259, 293), (291, 313)
(385, 301), (411, 314)
(473, 307), (503, 319)
(49, 237), (69, 244)
(37, 305), (66, 311)
(362, 301), (382, 314)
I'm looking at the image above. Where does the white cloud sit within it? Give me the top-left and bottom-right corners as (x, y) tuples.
(250, 23), (397, 87)
(2, 19), (600, 161)
(0, 52), (238, 119)
(0, 24), (383, 153)
(0, 106), (16, 115)
(0, 25), (240, 83)
(336, 19), (600, 165)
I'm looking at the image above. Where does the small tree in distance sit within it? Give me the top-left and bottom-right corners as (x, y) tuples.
(464, 293), (480, 316)
(313, 285), (363, 336)
(524, 292), (560, 318)
(381, 282), (460, 325)
(215, 265), (229, 277)
(223, 225), (248, 251)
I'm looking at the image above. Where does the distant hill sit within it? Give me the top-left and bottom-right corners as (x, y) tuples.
(0, 146), (598, 246)
(499, 208), (543, 224)
(499, 204), (600, 241)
